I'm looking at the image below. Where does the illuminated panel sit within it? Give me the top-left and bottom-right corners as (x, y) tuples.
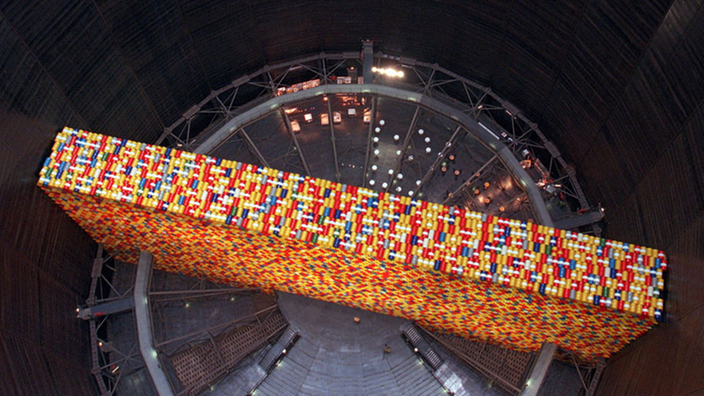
(38, 127), (667, 360)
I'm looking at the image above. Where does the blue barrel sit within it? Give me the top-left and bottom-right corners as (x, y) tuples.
(225, 168), (232, 177)
(593, 295), (600, 305)
(654, 309), (662, 322)
(610, 268), (617, 279)
(405, 205), (412, 215)
(333, 238), (340, 248)
(242, 209), (249, 218)
(215, 157), (222, 166)
(165, 148), (172, 156)
(280, 189), (288, 198)
(533, 243), (541, 253)
(345, 221), (352, 232)
(569, 260), (576, 270)
(462, 246), (469, 257)
(225, 215), (233, 225)
(559, 267), (566, 278)
(411, 235), (418, 245)
(434, 261), (441, 271)
(324, 188), (331, 198)
(155, 181), (162, 190)
(178, 195), (185, 205)
(654, 258), (661, 269)
(191, 179), (199, 189)
(490, 262), (497, 273)
(439, 232), (446, 242)
(324, 207), (331, 217)
(334, 209), (341, 219)
(539, 283), (546, 295)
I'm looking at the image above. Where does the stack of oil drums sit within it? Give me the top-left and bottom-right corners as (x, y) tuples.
(39, 127), (665, 325)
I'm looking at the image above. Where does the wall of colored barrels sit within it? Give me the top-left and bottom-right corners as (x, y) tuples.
(38, 127), (667, 360)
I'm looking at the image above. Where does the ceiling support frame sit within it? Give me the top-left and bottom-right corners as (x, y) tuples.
(384, 106), (421, 193)
(278, 108), (311, 176)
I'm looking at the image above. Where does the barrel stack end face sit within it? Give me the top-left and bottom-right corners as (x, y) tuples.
(38, 127), (667, 361)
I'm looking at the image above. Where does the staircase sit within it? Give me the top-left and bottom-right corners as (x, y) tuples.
(255, 337), (446, 395)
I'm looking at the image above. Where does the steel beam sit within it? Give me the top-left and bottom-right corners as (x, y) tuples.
(385, 106), (421, 193)
(155, 305), (278, 349)
(327, 98), (341, 182)
(413, 126), (465, 198)
(443, 155), (498, 205)
(149, 287), (256, 296)
(500, 146), (551, 225)
(520, 343), (557, 396)
(279, 108), (311, 176)
(362, 97), (377, 186)
(553, 209), (605, 230)
(79, 298), (134, 320)
(134, 251), (174, 396)
(237, 128), (270, 168)
(363, 41), (374, 84)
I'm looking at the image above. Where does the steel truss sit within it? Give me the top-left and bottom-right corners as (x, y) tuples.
(152, 50), (599, 233)
(82, 245), (262, 395)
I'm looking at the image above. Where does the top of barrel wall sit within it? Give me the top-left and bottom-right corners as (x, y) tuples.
(38, 127), (666, 322)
